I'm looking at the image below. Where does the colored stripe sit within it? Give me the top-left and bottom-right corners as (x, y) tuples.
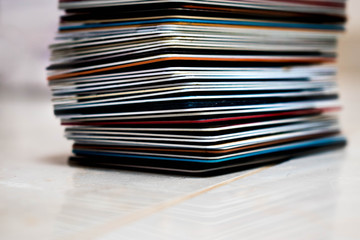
(73, 132), (338, 155)
(48, 56), (334, 81)
(60, 18), (344, 31)
(62, 108), (339, 126)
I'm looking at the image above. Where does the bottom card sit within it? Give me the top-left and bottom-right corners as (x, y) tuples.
(69, 136), (346, 176)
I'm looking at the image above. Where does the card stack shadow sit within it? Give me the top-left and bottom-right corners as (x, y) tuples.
(47, 0), (347, 176)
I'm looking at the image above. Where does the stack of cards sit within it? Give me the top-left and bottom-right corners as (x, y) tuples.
(48, 0), (347, 175)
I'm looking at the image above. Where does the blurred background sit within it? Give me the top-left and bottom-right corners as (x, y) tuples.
(0, 0), (58, 97)
(0, 1), (359, 239)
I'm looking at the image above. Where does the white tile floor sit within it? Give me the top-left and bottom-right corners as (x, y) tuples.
(1, 1), (360, 239)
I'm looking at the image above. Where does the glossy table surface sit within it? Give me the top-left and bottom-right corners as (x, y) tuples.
(1, 1), (360, 239)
